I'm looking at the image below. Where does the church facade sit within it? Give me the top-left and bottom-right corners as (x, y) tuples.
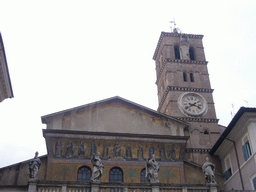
(0, 29), (227, 192)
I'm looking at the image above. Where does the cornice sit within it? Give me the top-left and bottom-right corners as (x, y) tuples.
(176, 117), (219, 123)
(164, 59), (208, 65)
(155, 59), (208, 85)
(153, 32), (204, 60)
(157, 86), (214, 111)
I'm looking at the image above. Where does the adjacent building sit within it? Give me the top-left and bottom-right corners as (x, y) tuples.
(210, 107), (256, 190)
(0, 32), (13, 103)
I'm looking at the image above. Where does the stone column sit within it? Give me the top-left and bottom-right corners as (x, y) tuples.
(28, 180), (37, 192)
(61, 184), (67, 192)
(91, 183), (99, 192)
(182, 187), (187, 192)
(152, 185), (159, 192)
(209, 186), (217, 192)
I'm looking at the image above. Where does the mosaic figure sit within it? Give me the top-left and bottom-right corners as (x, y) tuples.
(137, 144), (143, 160)
(55, 140), (63, 158)
(66, 140), (75, 158)
(125, 144), (132, 158)
(78, 141), (87, 157)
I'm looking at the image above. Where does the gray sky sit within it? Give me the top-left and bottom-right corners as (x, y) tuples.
(0, 0), (256, 168)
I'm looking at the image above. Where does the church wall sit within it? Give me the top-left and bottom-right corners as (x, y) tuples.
(45, 157), (184, 184)
(44, 102), (187, 137)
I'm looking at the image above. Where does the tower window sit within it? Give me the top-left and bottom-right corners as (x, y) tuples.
(189, 47), (195, 60)
(77, 166), (92, 182)
(183, 72), (187, 82)
(190, 73), (194, 82)
(109, 167), (123, 183)
(174, 45), (180, 59)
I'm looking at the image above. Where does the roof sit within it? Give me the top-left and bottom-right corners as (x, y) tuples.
(0, 32), (14, 102)
(41, 96), (189, 127)
(209, 107), (256, 155)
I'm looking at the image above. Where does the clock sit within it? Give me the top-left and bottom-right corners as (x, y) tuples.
(178, 92), (207, 116)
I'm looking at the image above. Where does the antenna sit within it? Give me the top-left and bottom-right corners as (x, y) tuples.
(170, 19), (178, 33)
(244, 100), (248, 107)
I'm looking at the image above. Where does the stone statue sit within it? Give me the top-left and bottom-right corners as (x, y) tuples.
(91, 152), (104, 183)
(145, 154), (159, 183)
(29, 151), (41, 180)
(202, 157), (216, 184)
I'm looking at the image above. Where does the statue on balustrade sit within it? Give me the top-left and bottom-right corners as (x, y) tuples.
(145, 154), (159, 183)
(29, 151), (41, 180)
(202, 157), (216, 184)
(91, 152), (104, 183)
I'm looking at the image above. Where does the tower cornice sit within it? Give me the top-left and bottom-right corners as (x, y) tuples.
(153, 32), (204, 60)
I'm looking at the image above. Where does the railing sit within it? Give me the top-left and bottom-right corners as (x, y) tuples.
(32, 181), (211, 192)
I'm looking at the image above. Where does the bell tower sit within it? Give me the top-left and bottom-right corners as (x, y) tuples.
(153, 28), (222, 152)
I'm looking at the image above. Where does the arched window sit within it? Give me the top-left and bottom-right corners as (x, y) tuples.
(190, 73), (194, 82)
(140, 168), (149, 183)
(174, 45), (180, 59)
(189, 47), (195, 60)
(109, 167), (123, 183)
(78, 166), (92, 182)
(183, 72), (187, 82)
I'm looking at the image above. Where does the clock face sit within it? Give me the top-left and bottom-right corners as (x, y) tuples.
(178, 92), (207, 116)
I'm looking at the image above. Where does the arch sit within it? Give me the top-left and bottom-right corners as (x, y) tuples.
(77, 166), (92, 182)
(109, 167), (123, 183)
(140, 168), (149, 183)
(174, 45), (180, 59)
(189, 47), (195, 60)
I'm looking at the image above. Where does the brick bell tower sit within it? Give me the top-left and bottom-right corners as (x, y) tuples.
(153, 27), (222, 155)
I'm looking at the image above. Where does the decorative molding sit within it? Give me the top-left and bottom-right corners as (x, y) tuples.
(186, 148), (211, 153)
(164, 59), (208, 65)
(157, 86), (214, 111)
(168, 86), (213, 93)
(176, 117), (219, 123)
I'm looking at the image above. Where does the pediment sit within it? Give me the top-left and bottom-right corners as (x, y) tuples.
(42, 96), (188, 136)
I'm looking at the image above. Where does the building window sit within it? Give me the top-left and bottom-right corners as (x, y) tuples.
(190, 73), (194, 82)
(78, 166), (92, 182)
(224, 168), (232, 181)
(242, 140), (252, 161)
(224, 155), (232, 181)
(252, 176), (256, 190)
(189, 47), (195, 60)
(174, 45), (180, 59)
(109, 167), (123, 183)
(141, 168), (149, 183)
(183, 72), (187, 82)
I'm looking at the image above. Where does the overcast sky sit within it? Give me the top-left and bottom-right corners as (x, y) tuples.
(0, 0), (256, 168)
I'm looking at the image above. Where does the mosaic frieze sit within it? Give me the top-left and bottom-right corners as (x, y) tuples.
(51, 138), (186, 161)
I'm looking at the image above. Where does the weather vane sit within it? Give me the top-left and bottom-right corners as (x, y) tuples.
(170, 19), (180, 33)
